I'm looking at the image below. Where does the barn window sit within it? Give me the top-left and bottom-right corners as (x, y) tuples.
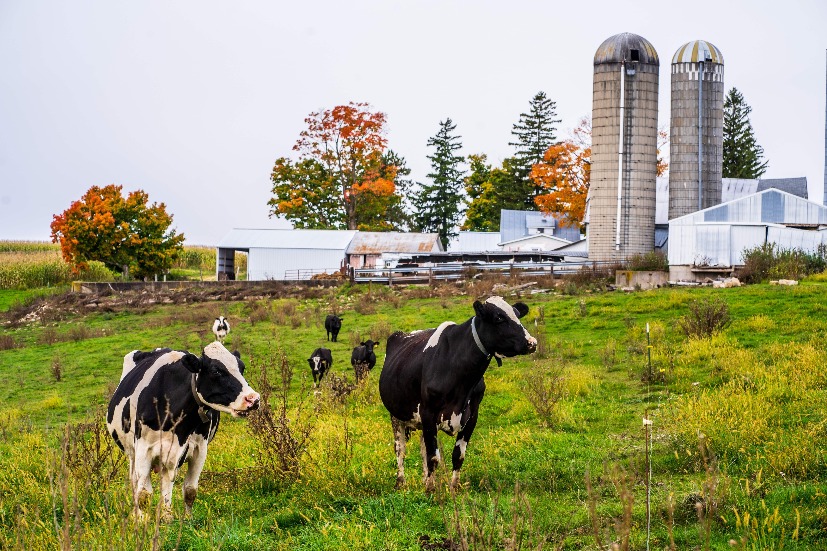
(630, 49), (640, 62)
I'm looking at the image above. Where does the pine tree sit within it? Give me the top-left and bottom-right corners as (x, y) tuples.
(723, 88), (769, 179)
(413, 118), (466, 249)
(509, 91), (562, 202)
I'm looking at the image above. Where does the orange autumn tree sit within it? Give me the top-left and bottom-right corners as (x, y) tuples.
(531, 140), (591, 227)
(270, 102), (409, 230)
(531, 116), (668, 227)
(50, 184), (184, 280)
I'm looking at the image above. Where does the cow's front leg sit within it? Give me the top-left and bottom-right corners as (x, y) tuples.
(158, 464), (177, 522)
(182, 437), (208, 517)
(391, 417), (408, 489)
(420, 424), (440, 493)
(451, 385), (485, 490)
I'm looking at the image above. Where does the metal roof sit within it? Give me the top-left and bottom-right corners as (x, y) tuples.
(594, 32), (659, 66)
(500, 209), (582, 243)
(216, 229), (358, 250)
(758, 177), (808, 200)
(498, 234), (572, 247)
(670, 188), (827, 226)
(672, 40), (724, 65)
(722, 178), (758, 202)
(346, 232), (442, 254)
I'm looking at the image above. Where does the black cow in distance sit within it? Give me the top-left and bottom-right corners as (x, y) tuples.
(351, 340), (379, 381)
(308, 347), (333, 386)
(325, 314), (343, 342)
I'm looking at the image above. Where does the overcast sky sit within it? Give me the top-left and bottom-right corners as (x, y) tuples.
(1, 1), (825, 245)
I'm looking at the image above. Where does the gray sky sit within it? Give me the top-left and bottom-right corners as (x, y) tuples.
(1, 1), (825, 245)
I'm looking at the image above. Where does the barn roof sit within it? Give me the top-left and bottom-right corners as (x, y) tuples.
(758, 177), (808, 199)
(216, 229), (358, 250)
(447, 232), (502, 252)
(346, 232), (443, 254)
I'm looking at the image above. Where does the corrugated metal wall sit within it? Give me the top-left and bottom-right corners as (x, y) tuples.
(248, 248), (345, 280)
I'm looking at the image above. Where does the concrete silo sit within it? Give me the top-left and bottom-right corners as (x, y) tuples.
(668, 40), (725, 219)
(589, 32), (660, 262)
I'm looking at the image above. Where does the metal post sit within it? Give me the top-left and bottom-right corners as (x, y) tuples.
(698, 60), (704, 212)
(615, 60), (626, 252)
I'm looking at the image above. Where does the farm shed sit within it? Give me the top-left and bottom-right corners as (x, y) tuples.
(668, 189), (827, 281)
(447, 232), (502, 253)
(216, 229), (357, 281)
(500, 209), (582, 243)
(498, 233), (572, 252)
(346, 232), (442, 269)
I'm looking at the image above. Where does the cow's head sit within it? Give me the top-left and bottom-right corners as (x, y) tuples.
(472, 296), (537, 358)
(183, 342), (260, 418)
(360, 340), (379, 353)
(308, 355), (323, 374)
(331, 315), (343, 329)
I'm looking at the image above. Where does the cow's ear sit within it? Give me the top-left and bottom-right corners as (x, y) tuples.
(474, 300), (485, 317)
(513, 303), (529, 319)
(181, 353), (202, 373)
(360, 341), (366, 346)
(375, 341), (380, 347)
(232, 350), (242, 360)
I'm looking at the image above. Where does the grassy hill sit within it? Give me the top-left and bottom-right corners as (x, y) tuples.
(1, 278), (825, 549)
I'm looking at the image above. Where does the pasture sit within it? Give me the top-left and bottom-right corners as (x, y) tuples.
(1, 278), (826, 549)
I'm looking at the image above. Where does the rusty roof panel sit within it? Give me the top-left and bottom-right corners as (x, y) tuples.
(346, 232), (442, 254)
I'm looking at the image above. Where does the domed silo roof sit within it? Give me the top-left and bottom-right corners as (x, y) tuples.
(672, 40), (724, 64)
(594, 32), (659, 65)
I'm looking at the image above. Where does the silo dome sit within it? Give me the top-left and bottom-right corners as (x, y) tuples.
(672, 40), (724, 65)
(594, 32), (659, 66)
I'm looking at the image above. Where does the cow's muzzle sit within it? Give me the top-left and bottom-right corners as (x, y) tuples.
(526, 336), (538, 353)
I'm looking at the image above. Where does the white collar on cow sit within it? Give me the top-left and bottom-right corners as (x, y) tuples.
(471, 316), (502, 367)
(190, 374), (211, 422)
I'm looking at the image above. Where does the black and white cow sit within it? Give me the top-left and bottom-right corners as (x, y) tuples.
(378, 296), (536, 492)
(107, 341), (260, 519)
(307, 347), (333, 386)
(325, 314), (343, 342)
(212, 316), (230, 343)
(351, 340), (379, 381)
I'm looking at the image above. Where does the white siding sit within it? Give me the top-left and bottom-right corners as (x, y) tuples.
(248, 248), (345, 280)
(730, 226), (766, 264)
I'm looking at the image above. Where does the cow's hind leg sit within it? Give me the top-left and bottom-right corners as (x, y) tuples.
(391, 417), (408, 489)
(182, 436), (208, 517)
(132, 440), (154, 518)
(451, 382), (485, 491)
(420, 423), (440, 493)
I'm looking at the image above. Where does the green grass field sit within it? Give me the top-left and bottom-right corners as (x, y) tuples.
(1, 279), (826, 549)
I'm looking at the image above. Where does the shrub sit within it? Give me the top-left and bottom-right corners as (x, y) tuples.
(678, 296), (731, 338)
(625, 250), (669, 272)
(739, 242), (827, 283)
(521, 362), (567, 428)
(247, 348), (316, 483)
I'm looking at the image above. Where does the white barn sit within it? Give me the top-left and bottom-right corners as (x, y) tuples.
(668, 189), (827, 280)
(216, 229), (357, 281)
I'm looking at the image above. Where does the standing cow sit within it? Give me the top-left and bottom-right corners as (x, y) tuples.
(379, 296), (536, 493)
(325, 314), (343, 342)
(107, 342), (260, 519)
(308, 347), (333, 386)
(351, 340), (379, 381)
(212, 316), (230, 343)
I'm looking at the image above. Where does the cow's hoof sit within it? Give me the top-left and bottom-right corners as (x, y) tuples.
(137, 490), (152, 510)
(424, 477), (435, 494)
(160, 507), (174, 523)
(395, 477), (405, 490)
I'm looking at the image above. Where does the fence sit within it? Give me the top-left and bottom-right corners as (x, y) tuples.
(351, 261), (618, 285)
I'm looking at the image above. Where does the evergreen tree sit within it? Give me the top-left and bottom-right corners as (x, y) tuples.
(509, 91), (562, 201)
(723, 88), (769, 179)
(413, 118), (466, 249)
(462, 156), (527, 231)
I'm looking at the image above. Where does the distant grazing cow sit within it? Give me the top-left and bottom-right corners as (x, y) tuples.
(308, 347), (333, 386)
(107, 342), (260, 519)
(325, 314), (343, 342)
(351, 340), (379, 381)
(212, 316), (230, 342)
(379, 296), (536, 492)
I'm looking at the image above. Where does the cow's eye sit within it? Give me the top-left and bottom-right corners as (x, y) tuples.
(494, 314), (506, 324)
